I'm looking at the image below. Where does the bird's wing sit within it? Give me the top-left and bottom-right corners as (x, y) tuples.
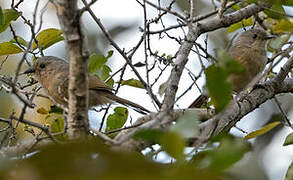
(89, 75), (113, 92)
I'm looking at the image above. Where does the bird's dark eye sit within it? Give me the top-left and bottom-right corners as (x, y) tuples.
(252, 34), (257, 39)
(40, 63), (46, 69)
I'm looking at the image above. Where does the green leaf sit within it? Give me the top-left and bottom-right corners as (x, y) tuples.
(264, 3), (286, 19)
(10, 36), (28, 47)
(89, 54), (107, 74)
(208, 135), (250, 172)
(106, 107), (128, 137)
(172, 110), (199, 138)
(48, 105), (63, 114)
(245, 121), (281, 139)
(89, 51), (113, 75)
(160, 131), (185, 160)
(37, 107), (48, 115)
(0, 7), (3, 26)
(33, 28), (64, 50)
(227, 18), (253, 34)
(205, 65), (232, 112)
(133, 129), (164, 143)
(133, 62), (146, 67)
(0, 9), (20, 33)
(158, 80), (168, 96)
(0, 42), (23, 55)
(286, 163), (293, 180)
(273, 19), (293, 33)
(120, 78), (144, 89)
(283, 132), (293, 146)
(50, 116), (66, 141)
(282, 1), (293, 6)
(217, 49), (245, 74)
(100, 65), (114, 87)
(267, 34), (290, 52)
(262, 0), (293, 6)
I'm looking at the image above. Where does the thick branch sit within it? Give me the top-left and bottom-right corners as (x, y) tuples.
(55, 0), (89, 139)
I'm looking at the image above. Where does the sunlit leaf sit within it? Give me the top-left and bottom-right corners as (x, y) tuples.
(10, 36), (28, 47)
(50, 116), (66, 141)
(0, 9), (20, 33)
(89, 51), (113, 74)
(273, 19), (293, 33)
(227, 18), (253, 34)
(284, 132), (293, 146)
(121, 78), (144, 89)
(89, 54), (107, 74)
(100, 65), (114, 87)
(106, 107), (128, 137)
(286, 163), (293, 180)
(33, 28), (64, 50)
(0, 42), (23, 55)
(245, 121), (281, 139)
(37, 107), (48, 115)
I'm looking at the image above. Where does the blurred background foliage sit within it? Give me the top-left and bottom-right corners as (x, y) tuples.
(0, 0), (292, 180)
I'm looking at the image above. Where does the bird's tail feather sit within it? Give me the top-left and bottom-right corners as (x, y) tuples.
(105, 94), (150, 114)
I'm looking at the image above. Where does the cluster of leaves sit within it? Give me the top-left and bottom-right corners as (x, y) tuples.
(0, 136), (248, 180)
(0, 7), (64, 55)
(0, 112), (253, 180)
(36, 105), (66, 141)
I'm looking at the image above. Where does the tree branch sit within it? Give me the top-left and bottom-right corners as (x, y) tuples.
(54, 0), (89, 139)
(114, 3), (272, 151)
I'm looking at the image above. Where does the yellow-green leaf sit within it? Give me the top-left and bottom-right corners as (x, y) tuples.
(273, 19), (293, 34)
(284, 132), (293, 146)
(10, 36), (28, 47)
(0, 9), (20, 33)
(33, 28), (64, 50)
(245, 121), (281, 139)
(121, 78), (144, 89)
(37, 107), (49, 115)
(0, 42), (23, 55)
(264, 3), (286, 20)
(50, 116), (66, 141)
(158, 80), (168, 96)
(106, 107), (128, 138)
(286, 163), (293, 180)
(227, 18), (253, 34)
(0, 7), (3, 26)
(160, 131), (185, 160)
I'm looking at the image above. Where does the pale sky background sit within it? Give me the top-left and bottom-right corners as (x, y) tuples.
(0, 0), (293, 179)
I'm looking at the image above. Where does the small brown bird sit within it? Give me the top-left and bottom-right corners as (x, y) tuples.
(228, 28), (274, 92)
(189, 28), (274, 108)
(24, 56), (149, 113)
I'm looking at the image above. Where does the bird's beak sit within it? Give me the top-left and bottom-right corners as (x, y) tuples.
(23, 67), (35, 74)
(265, 34), (276, 40)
